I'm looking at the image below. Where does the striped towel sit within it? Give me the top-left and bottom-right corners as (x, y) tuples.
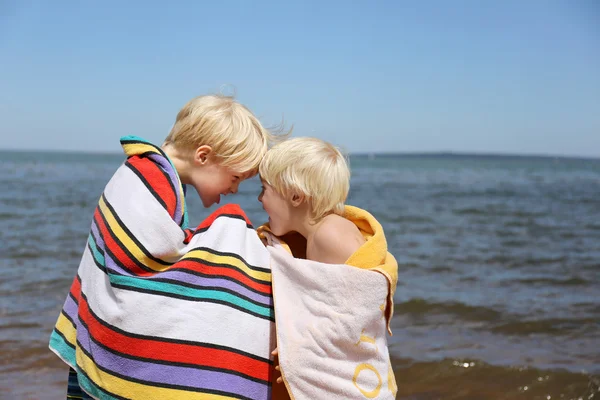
(49, 136), (275, 400)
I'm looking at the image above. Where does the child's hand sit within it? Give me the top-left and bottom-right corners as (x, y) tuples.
(271, 348), (283, 384)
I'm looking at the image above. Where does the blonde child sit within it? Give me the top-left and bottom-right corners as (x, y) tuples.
(257, 137), (398, 399)
(162, 94), (272, 207)
(51, 94), (280, 400)
(259, 137), (367, 264)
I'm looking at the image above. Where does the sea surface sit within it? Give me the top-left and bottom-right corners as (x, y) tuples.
(1, 150), (599, 399)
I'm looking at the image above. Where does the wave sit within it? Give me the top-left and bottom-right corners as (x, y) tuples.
(514, 276), (591, 286)
(391, 357), (599, 400)
(394, 299), (599, 337)
(395, 299), (503, 322)
(488, 317), (599, 336)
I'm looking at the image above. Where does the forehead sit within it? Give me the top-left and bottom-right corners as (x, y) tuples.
(221, 165), (252, 180)
(243, 168), (258, 180)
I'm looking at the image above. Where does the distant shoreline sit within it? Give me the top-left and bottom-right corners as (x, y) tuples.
(0, 148), (598, 162)
(351, 152), (600, 161)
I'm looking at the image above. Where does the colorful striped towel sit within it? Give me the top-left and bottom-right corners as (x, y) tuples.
(49, 136), (275, 400)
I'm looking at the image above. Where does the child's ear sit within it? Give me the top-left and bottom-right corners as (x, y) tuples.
(194, 145), (213, 165)
(290, 192), (305, 207)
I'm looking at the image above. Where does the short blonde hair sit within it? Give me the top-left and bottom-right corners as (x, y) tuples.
(259, 137), (350, 221)
(164, 95), (274, 174)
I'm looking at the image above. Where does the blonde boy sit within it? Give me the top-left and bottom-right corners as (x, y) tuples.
(162, 94), (274, 207)
(258, 137), (365, 264)
(258, 138), (398, 398)
(54, 94), (279, 400)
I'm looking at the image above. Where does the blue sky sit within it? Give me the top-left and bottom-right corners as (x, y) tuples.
(1, 0), (598, 156)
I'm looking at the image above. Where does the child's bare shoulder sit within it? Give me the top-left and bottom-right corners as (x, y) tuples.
(309, 215), (366, 264)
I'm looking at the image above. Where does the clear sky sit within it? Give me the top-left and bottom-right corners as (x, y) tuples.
(1, 0), (598, 157)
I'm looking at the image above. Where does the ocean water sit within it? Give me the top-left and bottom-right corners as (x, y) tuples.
(1, 150), (599, 399)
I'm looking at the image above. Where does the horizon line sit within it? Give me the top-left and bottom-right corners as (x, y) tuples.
(0, 147), (598, 161)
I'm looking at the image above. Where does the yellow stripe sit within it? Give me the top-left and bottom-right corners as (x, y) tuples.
(99, 197), (169, 272)
(122, 142), (186, 222)
(184, 250), (271, 282)
(76, 348), (237, 400)
(56, 313), (77, 343)
(122, 143), (161, 158)
(56, 313), (77, 346)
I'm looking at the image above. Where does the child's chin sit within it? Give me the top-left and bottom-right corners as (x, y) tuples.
(200, 197), (213, 208)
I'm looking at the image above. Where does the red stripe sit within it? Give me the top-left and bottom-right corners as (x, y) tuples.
(183, 228), (195, 244)
(78, 295), (270, 382)
(176, 259), (271, 294)
(128, 156), (177, 219)
(196, 204), (253, 231)
(94, 208), (152, 276)
(70, 275), (81, 300)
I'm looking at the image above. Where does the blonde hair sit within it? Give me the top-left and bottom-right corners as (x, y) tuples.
(164, 95), (275, 174)
(259, 137), (350, 221)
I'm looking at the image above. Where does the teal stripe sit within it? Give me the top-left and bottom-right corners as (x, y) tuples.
(76, 368), (120, 400)
(120, 134), (154, 146)
(181, 199), (189, 230)
(50, 329), (76, 365)
(111, 275), (273, 318)
(88, 234), (105, 265)
(51, 329), (119, 400)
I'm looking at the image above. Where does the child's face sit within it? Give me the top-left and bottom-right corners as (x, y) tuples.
(189, 159), (247, 208)
(258, 180), (295, 236)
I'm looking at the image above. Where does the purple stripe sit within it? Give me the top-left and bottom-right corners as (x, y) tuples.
(90, 219), (105, 251)
(63, 292), (79, 323)
(148, 153), (183, 225)
(103, 249), (134, 276)
(150, 270), (272, 306)
(74, 317), (268, 399)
